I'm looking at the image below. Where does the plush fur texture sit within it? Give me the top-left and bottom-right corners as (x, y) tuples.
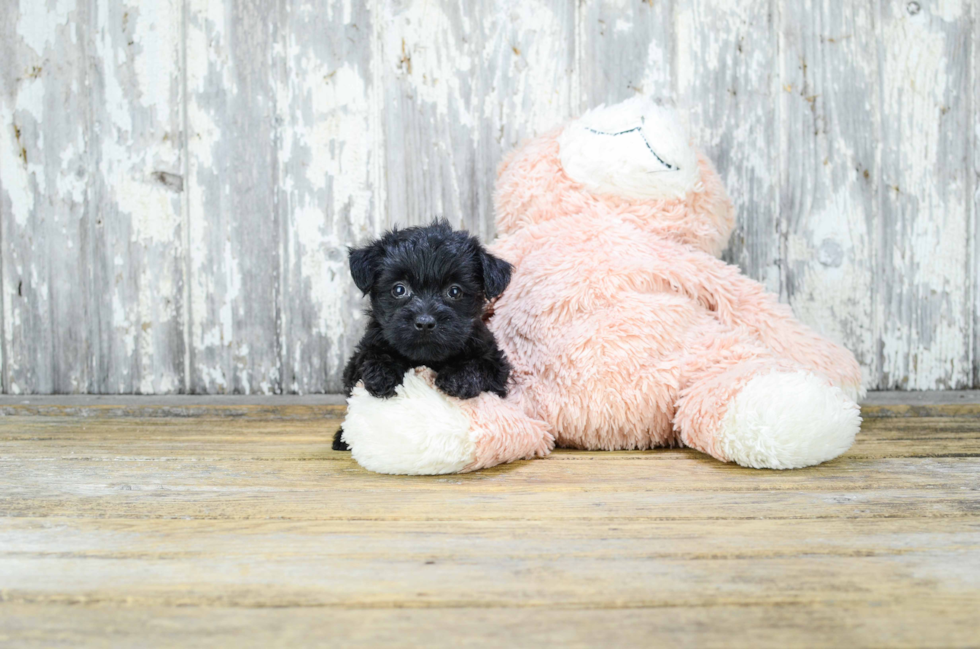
(717, 370), (861, 470)
(341, 98), (864, 473)
(344, 368), (554, 475)
(344, 369), (476, 475)
(558, 98), (701, 200)
(334, 221), (512, 451)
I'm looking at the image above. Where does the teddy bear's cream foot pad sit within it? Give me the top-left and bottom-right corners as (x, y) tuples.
(718, 370), (862, 470)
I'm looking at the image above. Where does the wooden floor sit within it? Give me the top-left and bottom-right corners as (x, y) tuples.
(1, 397), (979, 648)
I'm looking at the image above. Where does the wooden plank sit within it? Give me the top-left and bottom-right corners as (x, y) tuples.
(778, 0), (879, 389)
(0, 402), (346, 419)
(0, 392), (977, 418)
(0, 1), (186, 393)
(275, 0), (382, 393)
(2, 434), (978, 463)
(2, 416), (979, 522)
(0, 409), (976, 440)
(0, 410), (977, 645)
(975, 0), (979, 390)
(860, 402), (980, 418)
(1, 414), (978, 460)
(185, 0), (280, 393)
(0, 1), (89, 394)
(3, 516), (976, 562)
(877, 0), (974, 389)
(673, 0), (779, 292)
(87, 0), (187, 394)
(578, 0), (674, 109)
(0, 534), (977, 608)
(3, 452), (980, 496)
(2, 601), (978, 649)
(380, 0), (576, 241)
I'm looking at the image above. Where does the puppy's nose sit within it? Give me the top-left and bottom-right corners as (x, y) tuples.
(414, 314), (436, 332)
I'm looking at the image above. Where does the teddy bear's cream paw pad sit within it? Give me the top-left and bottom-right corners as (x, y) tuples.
(718, 370), (861, 470)
(342, 369), (476, 475)
(557, 96), (701, 200)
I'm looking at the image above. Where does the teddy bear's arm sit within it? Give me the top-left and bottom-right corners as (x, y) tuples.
(645, 242), (864, 399)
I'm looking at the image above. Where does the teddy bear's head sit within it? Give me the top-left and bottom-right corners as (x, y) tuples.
(494, 97), (735, 257)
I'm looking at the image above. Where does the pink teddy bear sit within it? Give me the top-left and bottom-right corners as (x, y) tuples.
(342, 97), (863, 474)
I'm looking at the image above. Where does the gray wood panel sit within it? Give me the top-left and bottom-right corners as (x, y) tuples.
(275, 0), (383, 394)
(90, 0), (187, 395)
(673, 0), (781, 294)
(578, 0), (674, 109)
(0, 0), (89, 394)
(381, 0), (577, 241)
(0, 0), (186, 394)
(877, 0), (973, 389)
(973, 2), (979, 390)
(778, 0), (879, 391)
(0, 0), (977, 392)
(185, 0), (281, 393)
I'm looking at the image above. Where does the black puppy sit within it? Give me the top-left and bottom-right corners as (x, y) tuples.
(332, 221), (513, 451)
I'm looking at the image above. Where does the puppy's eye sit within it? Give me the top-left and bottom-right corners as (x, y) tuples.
(447, 285), (463, 300)
(391, 283), (410, 298)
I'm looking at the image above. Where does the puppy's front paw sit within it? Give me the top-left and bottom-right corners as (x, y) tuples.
(435, 366), (483, 400)
(361, 361), (405, 398)
(332, 428), (350, 451)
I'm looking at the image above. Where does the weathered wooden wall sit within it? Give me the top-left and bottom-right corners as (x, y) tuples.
(0, 0), (976, 394)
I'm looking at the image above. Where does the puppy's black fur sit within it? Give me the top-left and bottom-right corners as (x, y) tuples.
(332, 220), (513, 451)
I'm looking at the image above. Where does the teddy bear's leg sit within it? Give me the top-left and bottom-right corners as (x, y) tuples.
(341, 368), (553, 475)
(633, 239), (865, 400)
(673, 333), (861, 470)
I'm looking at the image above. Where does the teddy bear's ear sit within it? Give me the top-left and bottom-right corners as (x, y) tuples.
(480, 250), (512, 300)
(348, 241), (384, 294)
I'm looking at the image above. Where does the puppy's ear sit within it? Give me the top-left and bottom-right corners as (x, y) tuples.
(479, 249), (512, 300)
(348, 242), (384, 294)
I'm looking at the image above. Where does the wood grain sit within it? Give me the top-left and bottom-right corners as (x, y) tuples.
(778, 0), (879, 390)
(973, 0), (979, 391)
(380, 0), (577, 241)
(0, 408), (978, 645)
(185, 0), (281, 394)
(0, 1), (187, 394)
(877, 0), (974, 389)
(674, 0), (780, 295)
(2, 601), (978, 649)
(578, 0), (674, 109)
(0, 1), (88, 394)
(275, 0), (383, 394)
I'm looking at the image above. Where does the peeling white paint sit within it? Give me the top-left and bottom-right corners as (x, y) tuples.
(878, 3), (971, 388)
(276, 3), (379, 389)
(57, 142), (86, 204)
(931, 0), (963, 22)
(113, 292), (136, 358)
(17, 0), (76, 57)
(0, 104), (35, 227)
(637, 37), (671, 100)
(131, 0), (180, 116)
(187, 102), (221, 168)
(95, 2), (134, 135)
(490, 0), (573, 136)
(385, 2), (473, 127)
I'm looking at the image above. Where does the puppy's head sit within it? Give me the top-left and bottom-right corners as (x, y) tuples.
(349, 220), (512, 363)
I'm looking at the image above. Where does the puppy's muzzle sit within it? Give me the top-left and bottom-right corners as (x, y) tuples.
(414, 314), (437, 331)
